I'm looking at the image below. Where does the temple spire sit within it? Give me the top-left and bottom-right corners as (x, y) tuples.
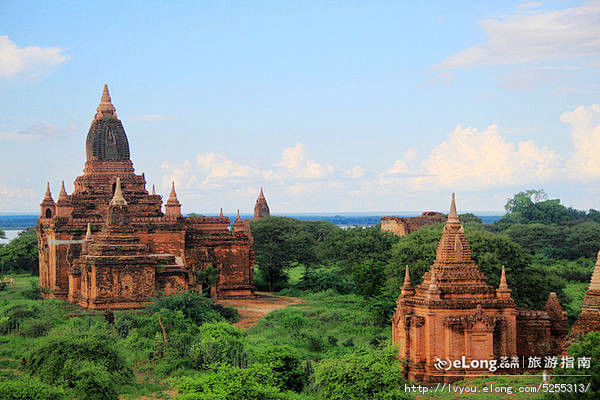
(167, 182), (180, 205)
(110, 178), (127, 206)
(219, 208), (224, 217)
(496, 265), (512, 299)
(152, 185), (156, 195)
(259, 187), (265, 198)
(58, 181), (68, 201)
(44, 182), (53, 199)
(447, 192), (459, 224)
(401, 265), (415, 297)
(94, 84), (118, 120)
(590, 250), (600, 291)
(403, 265), (411, 286)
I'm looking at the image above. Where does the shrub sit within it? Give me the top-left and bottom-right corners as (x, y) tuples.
(26, 330), (132, 390)
(19, 318), (53, 337)
(69, 360), (119, 400)
(254, 345), (305, 392)
(544, 331), (600, 399)
(314, 347), (413, 400)
(295, 266), (354, 294)
(150, 290), (233, 325)
(174, 363), (284, 400)
(189, 322), (246, 369)
(0, 376), (65, 400)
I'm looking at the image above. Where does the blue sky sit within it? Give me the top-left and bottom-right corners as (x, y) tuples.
(1, 1), (600, 213)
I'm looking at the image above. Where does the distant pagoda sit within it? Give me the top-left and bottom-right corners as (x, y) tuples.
(253, 187), (270, 219)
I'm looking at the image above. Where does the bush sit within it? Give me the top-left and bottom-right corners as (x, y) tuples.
(314, 347), (413, 400)
(254, 345), (305, 392)
(70, 360), (119, 400)
(544, 331), (600, 399)
(174, 363), (284, 400)
(150, 290), (233, 325)
(0, 376), (65, 400)
(295, 266), (354, 294)
(19, 318), (53, 337)
(26, 330), (132, 391)
(189, 322), (247, 369)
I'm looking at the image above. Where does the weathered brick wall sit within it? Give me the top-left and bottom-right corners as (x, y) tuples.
(381, 213), (445, 237)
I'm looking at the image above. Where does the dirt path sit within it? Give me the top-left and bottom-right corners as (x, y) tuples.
(216, 292), (302, 330)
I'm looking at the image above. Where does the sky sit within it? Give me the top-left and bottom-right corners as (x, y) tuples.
(1, 1), (600, 214)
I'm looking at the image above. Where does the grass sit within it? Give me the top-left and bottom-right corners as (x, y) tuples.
(246, 290), (390, 361)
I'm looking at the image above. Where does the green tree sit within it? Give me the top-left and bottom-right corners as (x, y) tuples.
(251, 217), (317, 291)
(253, 344), (305, 392)
(0, 227), (38, 275)
(544, 332), (600, 399)
(505, 189), (548, 213)
(385, 224), (564, 309)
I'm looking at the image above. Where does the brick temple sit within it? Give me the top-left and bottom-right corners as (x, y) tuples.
(571, 251), (600, 335)
(36, 85), (255, 309)
(381, 212), (446, 237)
(253, 187), (270, 219)
(392, 194), (567, 383)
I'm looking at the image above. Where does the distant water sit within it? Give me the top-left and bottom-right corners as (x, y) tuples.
(0, 213), (503, 234)
(0, 230), (23, 245)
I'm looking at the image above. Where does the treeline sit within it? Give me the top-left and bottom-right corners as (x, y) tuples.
(251, 189), (600, 325)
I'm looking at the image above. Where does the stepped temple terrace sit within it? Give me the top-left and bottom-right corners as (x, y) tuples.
(392, 194), (568, 384)
(36, 85), (255, 309)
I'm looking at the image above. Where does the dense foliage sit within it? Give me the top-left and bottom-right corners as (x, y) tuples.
(0, 227), (38, 275)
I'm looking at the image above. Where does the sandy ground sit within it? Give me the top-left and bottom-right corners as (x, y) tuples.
(216, 291), (303, 330)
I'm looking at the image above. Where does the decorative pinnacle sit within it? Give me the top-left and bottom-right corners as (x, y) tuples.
(44, 182), (53, 199)
(219, 208), (224, 217)
(110, 177), (127, 206)
(447, 192), (460, 224)
(85, 223), (92, 241)
(500, 266), (508, 287)
(235, 209), (242, 222)
(589, 250), (600, 291)
(166, 181), (181, 205)
(152, 184), (156, 195)
(258, 187), (265, 199)
(58, 180), (68, 201)
(95, 84), (117, 120)
(403, 265), (411, 286)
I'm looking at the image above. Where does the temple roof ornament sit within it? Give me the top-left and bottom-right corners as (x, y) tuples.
(110, 178), (127, 206)
(166, 182), (181, 206)
(94, 84), (118, 120)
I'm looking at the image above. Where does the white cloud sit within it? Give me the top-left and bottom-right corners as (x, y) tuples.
(0, 36), (69, 78)
(126, 114), (176, 122)
(439, 3), (600, 68)
(562, 104), (600, 180)
(197, 153), (258, 180)
(276, 142), (333, 179)
(420, 124), (560, 188)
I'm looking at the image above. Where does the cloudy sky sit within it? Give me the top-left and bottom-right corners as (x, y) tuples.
(1, 1), (600, 214)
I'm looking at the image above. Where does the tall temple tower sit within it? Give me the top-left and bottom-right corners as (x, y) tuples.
(392, 194), (567, 383)
(253, 187), (270, 219)
(36, 85), (255, 307)
(571, 251), (600, 335)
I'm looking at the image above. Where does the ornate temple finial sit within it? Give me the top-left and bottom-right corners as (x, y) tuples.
(58, 180), (68, 201)
(167, 182), (180, 204)
(95, 84), (118, 120)
(44, 182), (52, 199)
(219, 208), (224, 217)
(447, 192), (460, 224)
(152, 184), (156, 195)
(426, 269), (441, 298)
(110, 178), (127, 206)
(403, 265), (411, 286)
(259, 186), (265, 198)
(85, 223), (93, 241)
(496, 265), (512, 298)
(500, 266), (508, 287)
(236, 209), (241, 219)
